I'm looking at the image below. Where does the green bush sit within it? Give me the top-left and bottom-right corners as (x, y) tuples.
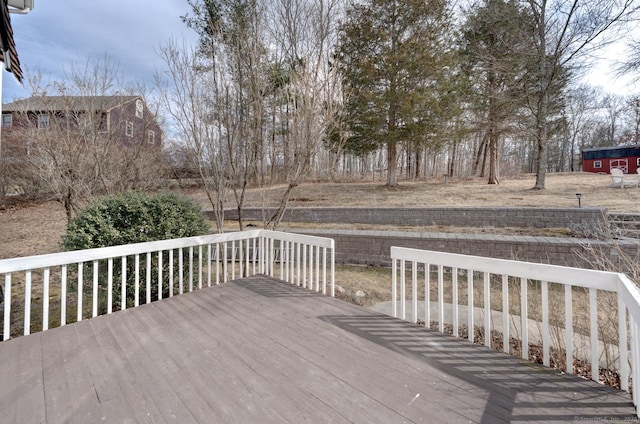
(63, 191), (210, 310)
(63, 191), (210, 250)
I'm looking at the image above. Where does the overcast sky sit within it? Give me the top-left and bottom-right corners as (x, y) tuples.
(2, 0), (198, 102)
(1, 1), (638, 103)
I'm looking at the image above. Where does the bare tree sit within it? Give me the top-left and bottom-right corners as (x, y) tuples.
(523, 0), (639, 189)
(8, 59), (165, 223)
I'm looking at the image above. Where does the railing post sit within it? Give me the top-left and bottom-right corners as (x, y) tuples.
(392, 257), (397, 318)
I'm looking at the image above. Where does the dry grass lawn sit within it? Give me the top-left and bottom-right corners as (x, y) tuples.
(1, 172), (639, 261)
(188, 172), (640, 212)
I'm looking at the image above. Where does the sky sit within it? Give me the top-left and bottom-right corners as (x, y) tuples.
(2, 0), (199, 102)
(1, 1), (638, 104)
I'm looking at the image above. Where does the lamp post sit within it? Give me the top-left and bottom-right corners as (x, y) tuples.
(576, 193), (582, 208)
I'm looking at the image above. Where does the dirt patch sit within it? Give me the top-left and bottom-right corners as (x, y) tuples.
(0, 199), (66, 259)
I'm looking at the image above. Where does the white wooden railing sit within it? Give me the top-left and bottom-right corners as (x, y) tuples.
(0, 230), (334, 340)
(391, 247), (640, 413)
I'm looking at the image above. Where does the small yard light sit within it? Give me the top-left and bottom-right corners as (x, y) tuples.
(576, 193), (582, 208)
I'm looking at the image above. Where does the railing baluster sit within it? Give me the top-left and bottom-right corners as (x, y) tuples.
(222, 243), (227, 284)
(134, 255), (140, 307)
(169, 250), (174, 297)
(43, 267), (50, 331)
(239, 240), (243, 279)
(618, 292), (629, 391)
(392, 258), (397, 318)
(322, 247), (327, 295)
(502, 274), (509, 354)
(302, 244), (307, 289)
(589, 288), (598, 382)
(158, 250), (163, 300)
(315, 244), (320, 292)
(467, 269), (473, 342)
(4, 274), (11, 340)
(401, 259), (406, 321)
(179, 248), (184, 294)
(92, 261), (99, 318)
(542, 281), (550, 367)
(145, 252), (151, 304)
(521, 277), (528, 360)
(198, 245), (202, 289)
(77, 263), (83, 322)
(121, 256), (127, 310)
(231, 241), (235, 282)
(437, 265), (444, 333)
(215, 244), (220, 285)
(107, 258), (113, 314)
(24, 270), (31, 335)
(296, 242), (301, 286)
(189, 246), (194, 290)
(308, 245), (314, 291)
(484, 272), (490, 348)
(565, 284), (574, 374)
(61, 265), (67, 326)
(452, 267), (458, 337)
(207, 244), (211, 287)
(425, 264), (430, 329)
(412, 261), (418, 324)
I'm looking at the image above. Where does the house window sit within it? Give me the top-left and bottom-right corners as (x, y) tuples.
(2, 113), (12, 128)
(37, 114), (49, 129)
(637, 158), (640, 167)
(135, 99), (143, 119)
(147, 130), (155, 144)
(594, 160), (602, 169)
(125, 121), (133, 137)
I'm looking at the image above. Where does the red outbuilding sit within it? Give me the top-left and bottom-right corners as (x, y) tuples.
(582, 145), (640, 174)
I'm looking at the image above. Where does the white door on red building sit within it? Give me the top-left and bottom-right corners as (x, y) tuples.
(611, 159), (628, 173)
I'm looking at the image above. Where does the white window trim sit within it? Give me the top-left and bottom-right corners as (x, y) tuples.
(147, 130), (155, 144)
(37, 113), (49, 129)
(125, 121), (134, 137)
(594, 160), (602, 169)
(2, 113), (12, 128)
(135, 100), (143, 119)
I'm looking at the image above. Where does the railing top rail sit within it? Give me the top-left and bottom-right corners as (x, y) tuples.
(260, 229), (335, 248)
(391, 246), (621, 291)
(0, 229), (334, 274)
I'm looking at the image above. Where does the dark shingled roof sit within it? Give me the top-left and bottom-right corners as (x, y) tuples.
(0, 0), (22, 83)
(2, 95), (140, 112)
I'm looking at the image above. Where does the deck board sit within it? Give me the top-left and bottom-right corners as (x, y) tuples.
(0, 275), (637, 423)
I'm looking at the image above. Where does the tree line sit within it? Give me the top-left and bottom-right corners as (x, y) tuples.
(1, 0), (640, 229)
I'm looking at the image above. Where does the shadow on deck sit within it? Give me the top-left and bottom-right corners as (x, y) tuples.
(0, 275), (636, 423)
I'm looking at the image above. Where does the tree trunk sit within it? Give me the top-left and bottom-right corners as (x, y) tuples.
(387, 140), (398, 186)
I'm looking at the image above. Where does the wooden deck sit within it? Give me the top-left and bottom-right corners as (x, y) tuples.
(0, 275), (636, 423)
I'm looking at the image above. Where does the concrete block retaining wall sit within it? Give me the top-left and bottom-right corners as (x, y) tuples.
(290, 229), (639, 270)
(224, 207), (606, 229)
